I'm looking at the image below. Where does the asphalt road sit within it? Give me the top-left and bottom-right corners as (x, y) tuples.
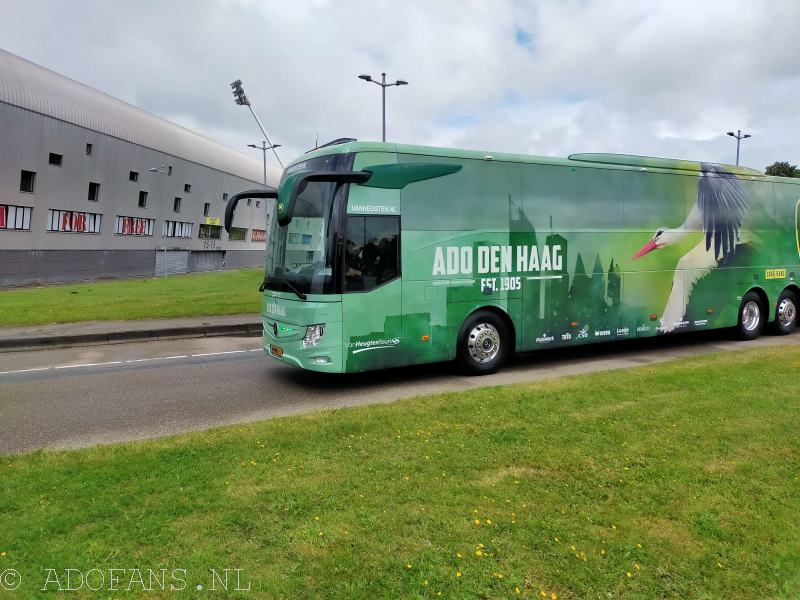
(1, 329), (797, 454)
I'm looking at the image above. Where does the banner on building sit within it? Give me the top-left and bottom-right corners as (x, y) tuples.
(115, 215), (154, 236)
(251, 229), (266, 242)
(47, 209), (102, 233)
(0, 204), (33, 230)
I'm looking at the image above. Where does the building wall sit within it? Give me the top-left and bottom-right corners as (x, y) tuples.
(0, 102), (273, 286)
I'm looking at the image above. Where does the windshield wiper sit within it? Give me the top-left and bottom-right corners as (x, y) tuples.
(260, 276), (307, 300)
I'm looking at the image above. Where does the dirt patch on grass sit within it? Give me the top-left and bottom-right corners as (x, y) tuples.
(633, 516), (699, 552)
(480, 465), (553, 485)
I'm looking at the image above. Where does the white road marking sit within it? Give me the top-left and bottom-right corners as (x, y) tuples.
(54, 361), (123, 369)
(0, 366), (51, 375)
(0, 349), (262, 376)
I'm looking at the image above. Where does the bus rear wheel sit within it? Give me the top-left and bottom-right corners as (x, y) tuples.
(736, 291), (765, 341)
(774, 290), (798, 335)
(457, 310), (511, 375)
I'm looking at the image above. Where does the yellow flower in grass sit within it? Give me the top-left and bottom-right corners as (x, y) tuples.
(456, 572), (462, 577)
(475, 550), (483, 557)
(456, 553), (462, 558)
(626, 572), (632, 578)
(474, 519), (481, 525)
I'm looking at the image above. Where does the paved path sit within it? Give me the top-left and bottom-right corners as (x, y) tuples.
(0, 314), (261, 350)
(0, 329), (797, 454)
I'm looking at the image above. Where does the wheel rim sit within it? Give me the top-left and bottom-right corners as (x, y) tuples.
(777, 297), (797, 328)
(741, 300), (761, 331)
(467, 323), (500, 363)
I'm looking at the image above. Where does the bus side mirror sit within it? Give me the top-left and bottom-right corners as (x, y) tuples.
(224, 189), (278, 233)
(359, 163), (462, 189)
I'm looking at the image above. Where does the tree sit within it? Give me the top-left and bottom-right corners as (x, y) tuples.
(765, 161), (800, 177)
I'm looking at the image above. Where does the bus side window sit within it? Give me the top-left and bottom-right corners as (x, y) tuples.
(344, 216), (400, 292)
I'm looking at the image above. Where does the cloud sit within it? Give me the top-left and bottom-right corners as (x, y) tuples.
(2, 0), (798, 174)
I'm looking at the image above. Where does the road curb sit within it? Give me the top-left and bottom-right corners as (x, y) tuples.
(0, 322), (262, 352)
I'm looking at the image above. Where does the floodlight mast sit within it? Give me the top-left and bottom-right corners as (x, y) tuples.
(230, 79), (284, 169)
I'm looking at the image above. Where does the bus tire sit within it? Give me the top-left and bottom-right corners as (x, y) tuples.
(457, 310), (511, 375)
(774, 290), (798, 335)
(736, 291), (765, 341)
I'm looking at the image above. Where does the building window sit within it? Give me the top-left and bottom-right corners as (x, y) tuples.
(19, 170), (36, 193)
(168, 166), (173, 176)
(251, 229), (266, 242)
(198, 224), (221, 239)
(138, 191), (148, 208)
(0, 204), (33, 230)
(184, 183), (191, 193)
(47, 209), (102, 234)
(222, 193), (228, 201)
(163, 220), (192, 238)
(88, 182), (100, 202)
(203, 202), (210, 217)
(129, 171), (139, 182)
(173, 197), (181, 213)
(247, 199), (252, 207)
(256, 200), (260, 208)
(49, 152), (63, 166)
(228, 227), (247, 241)
(115, 215), (154, 236)
(85, 143), (93, 156)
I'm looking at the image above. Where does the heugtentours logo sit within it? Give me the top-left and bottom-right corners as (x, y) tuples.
(265, 302), (286, 317)
(347, 338), (400, 354)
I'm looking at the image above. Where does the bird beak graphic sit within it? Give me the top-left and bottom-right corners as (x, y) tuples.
(632, 239), (658, 261)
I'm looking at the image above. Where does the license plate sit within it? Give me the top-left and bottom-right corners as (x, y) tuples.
(270, 344), (284, 357)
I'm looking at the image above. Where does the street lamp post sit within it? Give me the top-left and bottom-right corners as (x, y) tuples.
(149, 166), (168, 277)
(358, 72), (408, 142)
(726, 130), (751, 166)
(230, 79), (284, 169)
(247, 142), (281, 188)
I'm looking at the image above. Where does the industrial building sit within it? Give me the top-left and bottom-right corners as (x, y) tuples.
(0, 48), (277, 286)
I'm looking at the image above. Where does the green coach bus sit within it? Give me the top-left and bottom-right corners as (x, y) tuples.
(225, 140), (800, 374)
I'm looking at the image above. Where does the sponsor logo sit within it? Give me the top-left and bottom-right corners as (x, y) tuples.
(616, 327), (630, 336)
(535, 334), (554, 344)
(265, 302), (286, 317)
(694, 319), (709, 326)
(636, 325), (650, 333)
(765, 268), (787, 279)
(347, 338), (400, 354)
(561, 333), (572, 341)
(594, 330), (611, 337)
(349, 204), (398, 214)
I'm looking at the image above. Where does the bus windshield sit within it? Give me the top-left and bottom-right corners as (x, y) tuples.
(263, 153), (353, 296)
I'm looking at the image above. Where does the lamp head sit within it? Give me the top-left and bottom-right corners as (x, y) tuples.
(743, 134), (752, 139)
(247, 144), (258, 148)
(395, 80), (408, 86)
(230, 79), (249, 106)
(727, 131), (735, 137)
(358, 74), (372, 82)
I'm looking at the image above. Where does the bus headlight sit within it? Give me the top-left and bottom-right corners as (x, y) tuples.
(303, 324), (325, 347)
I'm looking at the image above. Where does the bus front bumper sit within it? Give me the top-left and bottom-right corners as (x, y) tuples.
(262, 319), (344, 373)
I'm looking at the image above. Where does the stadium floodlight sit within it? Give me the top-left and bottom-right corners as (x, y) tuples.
(230, 79), (283, 169)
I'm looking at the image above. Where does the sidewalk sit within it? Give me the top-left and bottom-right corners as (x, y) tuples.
(0, 314), (263, 351)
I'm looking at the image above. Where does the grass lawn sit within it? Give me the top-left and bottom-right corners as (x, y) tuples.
(2, 346), (800, 598)
(0, 268), (263, 327)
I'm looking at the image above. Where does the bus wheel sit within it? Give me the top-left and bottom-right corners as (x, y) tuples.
(774, 290), (798, 335)
(457, 311), (510, 375)
(736, 291), (765, 341)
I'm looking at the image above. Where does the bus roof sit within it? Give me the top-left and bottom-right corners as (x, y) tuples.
(296, 140), (796, 182)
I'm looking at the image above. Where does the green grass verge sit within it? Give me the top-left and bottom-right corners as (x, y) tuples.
(2, 346), (800, 598)
(0, 269), (263, 326)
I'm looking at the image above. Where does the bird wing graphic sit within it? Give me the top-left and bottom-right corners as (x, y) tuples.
(697, 163), (749, 261)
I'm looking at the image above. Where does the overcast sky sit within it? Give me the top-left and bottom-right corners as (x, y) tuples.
(2, 0), (798, 181)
